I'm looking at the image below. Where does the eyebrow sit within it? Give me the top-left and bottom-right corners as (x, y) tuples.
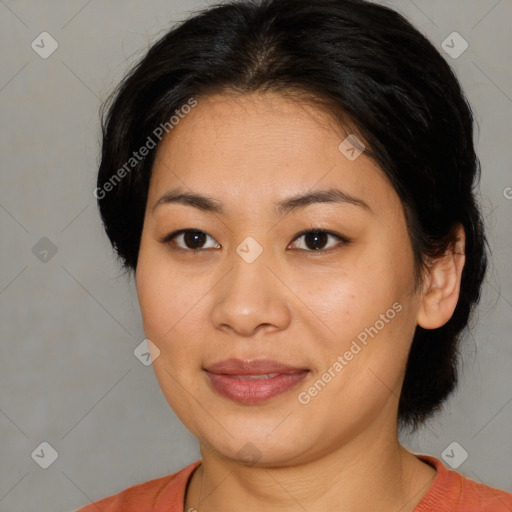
(152, 187), (372, 215)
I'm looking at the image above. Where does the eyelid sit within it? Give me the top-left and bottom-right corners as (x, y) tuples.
(288, 228), (348, 253)
(160, 228), (349, 253)
(160, 229), (220, 251)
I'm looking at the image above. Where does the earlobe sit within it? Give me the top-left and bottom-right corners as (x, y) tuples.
(417, 226), (466, 330)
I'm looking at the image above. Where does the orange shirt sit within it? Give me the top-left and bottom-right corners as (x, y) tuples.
(76, 454), (512, 511)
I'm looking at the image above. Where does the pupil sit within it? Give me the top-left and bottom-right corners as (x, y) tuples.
(185, 231), (205, 249)
(306, 230), (327, 250)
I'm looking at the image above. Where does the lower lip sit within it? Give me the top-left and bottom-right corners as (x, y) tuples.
(205, 370), (309, 404)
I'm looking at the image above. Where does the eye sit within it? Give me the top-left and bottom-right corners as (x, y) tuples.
(161, 228), (348, 253)
(288, 229), (347, 252)
(161, 229), (220, 251)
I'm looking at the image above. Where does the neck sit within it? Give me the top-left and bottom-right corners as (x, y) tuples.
(185, 422), (437, 512)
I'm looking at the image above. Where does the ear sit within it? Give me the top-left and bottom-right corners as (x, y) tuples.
(416, 225), (466, 329)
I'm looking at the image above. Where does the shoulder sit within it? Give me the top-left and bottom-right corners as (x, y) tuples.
(75, 460), (201, 512)
(415, 454), (512, 512)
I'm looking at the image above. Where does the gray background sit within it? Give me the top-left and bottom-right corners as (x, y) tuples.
(0, 1), (511, 511)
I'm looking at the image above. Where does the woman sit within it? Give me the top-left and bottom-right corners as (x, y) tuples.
(79, 0), (512, 510)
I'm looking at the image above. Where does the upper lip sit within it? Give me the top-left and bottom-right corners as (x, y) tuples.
(204, 358), (308, 375)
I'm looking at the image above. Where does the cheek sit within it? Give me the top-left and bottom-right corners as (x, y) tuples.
(135, 247), (212, 371)
(136, 265), (173, 338)
(135, 254), (203, 408)
(306, 247), (416, 381)
(309, 257), (399, 335)
(136, 242), (191, 335)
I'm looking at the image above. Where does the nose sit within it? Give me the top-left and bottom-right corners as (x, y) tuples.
(210, 251), (293, 338)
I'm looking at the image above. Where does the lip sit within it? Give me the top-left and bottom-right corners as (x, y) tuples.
(204, 358), (310, 404)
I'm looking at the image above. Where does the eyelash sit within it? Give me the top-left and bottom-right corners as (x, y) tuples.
(160, 228), (349, 255)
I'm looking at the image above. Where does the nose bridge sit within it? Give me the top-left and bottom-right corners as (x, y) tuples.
(210, 236), (292, 336)
(233, 235), (272, 291)
(228, 235), (277, 308)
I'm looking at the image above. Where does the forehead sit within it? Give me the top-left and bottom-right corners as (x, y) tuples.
(154, 92), (342, 166)
(149, 92), (397, 216)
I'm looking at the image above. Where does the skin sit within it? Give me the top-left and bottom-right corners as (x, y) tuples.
(135, 91), (465, 512)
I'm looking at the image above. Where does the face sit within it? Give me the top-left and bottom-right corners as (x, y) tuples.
(136, 92), (424, 466)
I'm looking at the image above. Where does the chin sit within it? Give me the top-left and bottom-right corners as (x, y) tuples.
(192, 420), (322, 468)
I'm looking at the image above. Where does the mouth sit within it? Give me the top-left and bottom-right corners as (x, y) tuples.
(203, 358), (310, 404)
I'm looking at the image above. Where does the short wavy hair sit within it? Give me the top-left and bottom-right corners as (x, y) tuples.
(96, 0), (488, 431)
